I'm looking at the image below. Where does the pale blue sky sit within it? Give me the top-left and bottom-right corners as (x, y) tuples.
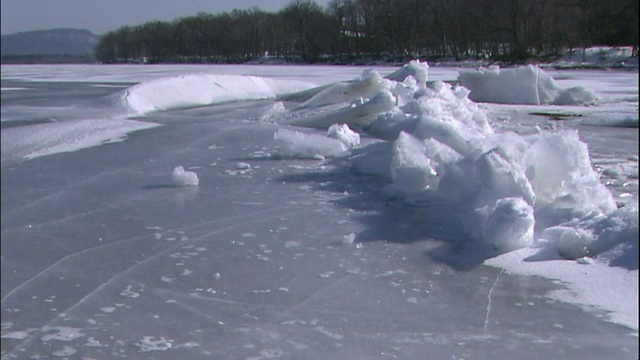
(1, 0), (331, 35)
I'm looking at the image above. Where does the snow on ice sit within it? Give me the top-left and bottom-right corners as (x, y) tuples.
(111, 73), (313, 115)
(0, 118), (159, 166)
(2, 60), (635, 269)
(0, 55), (637, 354)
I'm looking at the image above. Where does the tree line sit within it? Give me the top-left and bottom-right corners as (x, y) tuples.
(95, 0), (638, 64)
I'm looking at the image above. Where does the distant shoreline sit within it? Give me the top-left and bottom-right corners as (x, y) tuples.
(2, 57), (638, 71)
(1, 54), (97, 64)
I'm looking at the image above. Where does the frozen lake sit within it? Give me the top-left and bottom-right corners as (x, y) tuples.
(1, 64), (638, 359)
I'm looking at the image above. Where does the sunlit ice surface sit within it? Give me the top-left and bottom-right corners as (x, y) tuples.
(1, 63), (637, 359)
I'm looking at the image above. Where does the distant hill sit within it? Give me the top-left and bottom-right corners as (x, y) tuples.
(1, 28), (98, 57)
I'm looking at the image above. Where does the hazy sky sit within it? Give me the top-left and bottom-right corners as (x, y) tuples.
(1, 0), (331, 35)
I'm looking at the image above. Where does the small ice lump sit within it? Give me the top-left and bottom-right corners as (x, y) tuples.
(171, 166), (199, 187)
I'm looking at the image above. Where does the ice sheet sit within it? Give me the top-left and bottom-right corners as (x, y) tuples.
(1, 62), (637, 359)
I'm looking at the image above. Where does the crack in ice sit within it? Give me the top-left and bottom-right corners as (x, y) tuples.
(279, 274), (353, 318)
(1, 205), (293, 306)
(3, 205), (297, 357)
(483, 268), (504, 332)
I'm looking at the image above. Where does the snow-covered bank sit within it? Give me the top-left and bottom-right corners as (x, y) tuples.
(552, 46), (638, 70)
(431, 46), (638, 70)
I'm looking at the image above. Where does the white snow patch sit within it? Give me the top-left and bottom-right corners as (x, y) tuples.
(485, 247), (638, 332)
(99, 306), (116, 313)
(41, 326), (85, 342)
(52, 345), (77, 357)
(1, 118), (159, 166)
(135, 336), (173, 352)
(1, 330), (31, 340)
(119, 285), (141, 298)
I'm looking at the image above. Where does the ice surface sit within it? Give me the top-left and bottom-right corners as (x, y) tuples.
(1, 62), (637, 359)
(0, 118), (160, 166)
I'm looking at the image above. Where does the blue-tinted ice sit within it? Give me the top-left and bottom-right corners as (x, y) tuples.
(1, 63), (637, 359)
